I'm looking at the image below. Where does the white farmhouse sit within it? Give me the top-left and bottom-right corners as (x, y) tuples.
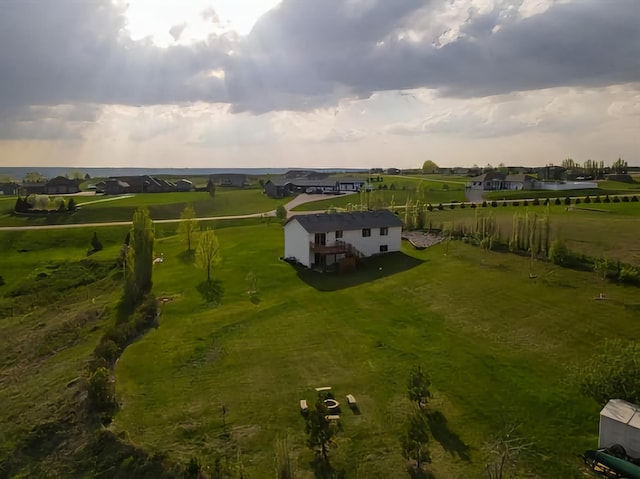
(284, 210), (403, 268)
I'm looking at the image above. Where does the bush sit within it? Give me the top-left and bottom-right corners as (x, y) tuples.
(523, 200), (528, 207)
(544, 198), (550, 206)
(437, 203), (444, 211)
(91, 232), (103, 252)
(604, 195), (611, 203)
(549, 239), (569, 265)
(426, 204), (433, 212)
(632, 196), (639, 202)
(554, 198), (562, 205)
(613, 196), (621, 203)
(275, 205), (287, 221)
(491, 201), (498, 207)
(594, 196), (602, 203)
(88, 367), (116, 415)
(460, 202), (465, 209)
(575, 198), (581, 205)
(584, 196), (591, 204)
(619, 266), (640, 285)
(502, 201), (507, 207)
(470, 203), (477, 208)
(532, 198), (540, 206)
(449, 204), (455, 209)
(95, 339), (120, 366)
(623, 196), (630, 202)
(564, 197), (571, 205)
(482, 201), (487, 208)
(512, 201), (519, 207)
(67, 198), (77, 211)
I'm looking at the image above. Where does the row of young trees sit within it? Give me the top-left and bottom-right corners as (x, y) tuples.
(14, 195), (76, 213)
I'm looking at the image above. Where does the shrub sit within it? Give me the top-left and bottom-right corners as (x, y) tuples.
(575, 198), (581, 205)
(613, 196), (621, 203)
(57, 200), (67, 212)
(67, 198), (77, 211)
(632, 196), (639, 202)
(437, 203), (444, 211)
(619, 266), (640, 285)
(449, 204), (455, 209)
(532, 198), (540, 206)
(549, 239), (570, 265)
(426, 204), (433, 212)
(604, 195), (611, 203)
(95, 340), (120, 366)
(482, 201), (487, 208)
(91, 232), (103, 252)
(564, 197), (571, 205)
(502, 201), (507, 207)
(544, 198), (550, 206)
(470, 203), (477, 209)
(523, 200), (528, 207)
(584, 196), (591, 204)
(460, 202), (465, 209)
(88, 367), (116, 415)
(491, 201), (498, 207)
(275, 205), (287, 221)
(512, 201), (519, 207)
(554, 198), (561, 205)
(622, 196), (630, 202)
(594, 196), (602, 203)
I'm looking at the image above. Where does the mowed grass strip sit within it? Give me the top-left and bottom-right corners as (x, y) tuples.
(113, 223), (640, 477)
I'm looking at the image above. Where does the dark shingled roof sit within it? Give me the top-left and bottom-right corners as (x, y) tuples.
(287, 210), (403, 233)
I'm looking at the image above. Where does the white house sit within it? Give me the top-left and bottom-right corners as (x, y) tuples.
(284, 210), (403, 268)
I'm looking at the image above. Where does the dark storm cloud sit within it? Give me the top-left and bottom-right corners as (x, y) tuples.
(0, 0), (638, 119)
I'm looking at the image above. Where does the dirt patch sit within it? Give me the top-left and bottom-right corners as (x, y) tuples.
(402, 231), (445, 249)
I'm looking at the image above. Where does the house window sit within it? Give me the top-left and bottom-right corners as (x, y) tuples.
(362, 228), (371, 237)
(380, 227), (388, 236)
(379, 245), (388, 252)
(336, 230), (343, 239)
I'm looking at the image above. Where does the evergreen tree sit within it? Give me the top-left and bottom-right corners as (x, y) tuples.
(91, 231), (103, 252)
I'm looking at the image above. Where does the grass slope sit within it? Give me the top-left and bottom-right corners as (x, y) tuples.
(111, 222), (640, 478)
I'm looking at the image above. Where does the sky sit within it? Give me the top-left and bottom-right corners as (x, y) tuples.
(0, 0), (638, 169)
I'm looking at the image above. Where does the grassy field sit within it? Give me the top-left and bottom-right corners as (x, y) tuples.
(293, 176), (466, 212)
(106, 220), (640, 477)
(3, 203), (640, 477)
(0, 189), (286, 227)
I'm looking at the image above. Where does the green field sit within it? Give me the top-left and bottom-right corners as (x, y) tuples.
(0, 189), (286, 227)
(2, 202), (640, 477)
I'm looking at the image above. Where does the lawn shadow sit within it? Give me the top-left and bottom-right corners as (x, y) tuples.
(177, 250), (195, 265)
(295, 252), (425, 292)
(196, 280), (225, 305)
(310, 458), (345, 479)
(406, 466), (437, 479)
(426, 410), (471, 462)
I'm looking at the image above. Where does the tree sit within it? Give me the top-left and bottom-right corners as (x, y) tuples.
(91, 232), (103, 252)
(34, 195), (49, 210)
(594, 258), (610, 298)
(124, 207), (155, 305)
(88, 366), (116, 414)
(578, 339), (640, 406)
(195, 228), (221, 283)
(421, 160), (439, 174)
(177, 204), (198, 252)
(67, 198), (77, 211)
(611, 157), (628, 174)
(548, 239), (569, 265)
(276, 205), (287, 221)
(305, 395), (340, 463)
(408, 365), (431, 410)
(68, 170), (85, 180)
(561, 158), (578, 169)
(207, 177), (216, 197)
(23, 171), (45, 183)
(401, 412), (431, 473)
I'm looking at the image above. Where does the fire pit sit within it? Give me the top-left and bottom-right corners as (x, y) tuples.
(324, 398), (339, 410)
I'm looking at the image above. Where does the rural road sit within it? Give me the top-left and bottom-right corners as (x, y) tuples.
(0, 192), (355, 231)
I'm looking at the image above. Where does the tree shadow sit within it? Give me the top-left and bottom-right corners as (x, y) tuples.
(406, 465), (437, 479)
(426, 410), (471, 461)
(310, 458), (345, 479)
(196, 280), (224, 305)
(295, 252), (425, 292)
(177, 250), (195, 265)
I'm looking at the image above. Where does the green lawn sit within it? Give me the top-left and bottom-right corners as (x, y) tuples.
(423, 202), (640, 265)
(108, 222), (640, 478)
(0, 189), (287, 226)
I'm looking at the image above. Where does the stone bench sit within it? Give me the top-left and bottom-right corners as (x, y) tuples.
(346, 394), (357, 406)
(300, 399), (308, 412)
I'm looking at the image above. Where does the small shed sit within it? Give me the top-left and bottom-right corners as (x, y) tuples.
(599, 399), (640, 457)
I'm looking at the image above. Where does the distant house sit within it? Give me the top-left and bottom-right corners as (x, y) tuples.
(44, 176), (80, 195)
(20, 182), (47, 196)
(264, 178), (340, 198)
(284, 210), (403, 269)
(469, 172), (507, 190)
(104, 179), (130, 195)
(336, 177), (367, 192)
(212, 174), (247, 187)
(386, 168), (401, 175)
(175, 179), (193, 191)
(114, 175), (164, 193)
(0, 182), (19, 196)
(536, 166), (566, 181)
(504, 174), (539, 190)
